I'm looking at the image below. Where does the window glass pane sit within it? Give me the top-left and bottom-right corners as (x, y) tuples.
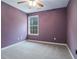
(33, 18), (38, 25)
(30, 26), (33, 33)
(33, 26), (38, 34)
(30, 17), (38, 25)
(34, 28), (38, 34)
(30, 18), (33, 25)
(30, 26), (38, 34)
(33, 26), (37, 30)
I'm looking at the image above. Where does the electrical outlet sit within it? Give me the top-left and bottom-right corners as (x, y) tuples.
(20, 36), (22, 40)
(54, 37), (56, 40)
(18, 37), (19, 40)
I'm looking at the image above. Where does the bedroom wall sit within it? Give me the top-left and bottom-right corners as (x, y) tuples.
(28, 8), (67, 43)
(1, 2), (28, 48)
(67, 0), (77, 59)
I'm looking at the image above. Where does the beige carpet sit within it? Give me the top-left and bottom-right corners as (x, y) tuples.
(1, 41), (72, 59)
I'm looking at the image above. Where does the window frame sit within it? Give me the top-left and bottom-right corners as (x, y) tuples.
(28, 15), (39, 35)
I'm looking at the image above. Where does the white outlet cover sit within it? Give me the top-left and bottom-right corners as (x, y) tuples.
(54, 37), (56, 40)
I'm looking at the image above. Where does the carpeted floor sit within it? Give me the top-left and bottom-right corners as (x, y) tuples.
(1, 41), (72, 59)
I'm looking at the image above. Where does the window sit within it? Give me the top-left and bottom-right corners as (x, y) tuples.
(28, 15), (39, 35)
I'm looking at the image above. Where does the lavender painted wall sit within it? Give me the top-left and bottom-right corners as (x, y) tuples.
(67, 0), (77, 59)
(1, 2), (27, 48)
(28, 8), (67, 43)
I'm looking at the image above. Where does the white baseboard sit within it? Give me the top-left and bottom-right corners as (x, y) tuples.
(27, 39), (67, 46)
(65, 45), (75, 59)
(1, 40), (25, 50)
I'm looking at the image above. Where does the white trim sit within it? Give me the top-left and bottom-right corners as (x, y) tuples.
(65, 45), (75, 59)
(27, 39), (67, 46)
(1, 41), (25, 50)
(28, 15), (39, 35)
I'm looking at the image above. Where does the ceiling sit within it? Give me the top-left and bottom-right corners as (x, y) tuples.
(2, 0), (69, 13)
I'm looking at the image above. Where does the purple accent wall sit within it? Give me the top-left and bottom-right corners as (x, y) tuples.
(28, 8), (67, 43)
(1, 2), (28, 48)
(67, 0), (77, 59)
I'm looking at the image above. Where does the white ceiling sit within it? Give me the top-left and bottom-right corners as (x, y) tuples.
(2, 0), (69, 13)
